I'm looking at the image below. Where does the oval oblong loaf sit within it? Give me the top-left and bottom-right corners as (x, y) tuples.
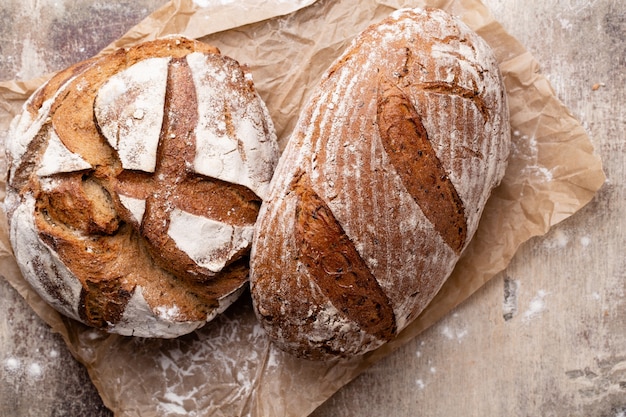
(250, 8), (511, 359)
(5, 36), (279, 338)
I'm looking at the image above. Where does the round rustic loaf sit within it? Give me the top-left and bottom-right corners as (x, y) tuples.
(250, 8), (511, 360)
(5, 36), (279, 338)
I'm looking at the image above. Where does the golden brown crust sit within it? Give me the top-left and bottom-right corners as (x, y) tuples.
(377, 76), (466, 253)
(7, 36), (278, 337)
(250, 8), (510, 359)
(293, 172), (396, 342)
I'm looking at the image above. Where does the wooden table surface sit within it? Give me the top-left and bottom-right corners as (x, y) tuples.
(1, 0), (623, 416)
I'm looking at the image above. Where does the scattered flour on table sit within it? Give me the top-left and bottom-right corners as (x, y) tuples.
(558, 17), (573, 31)
(503, 277), (520, 321)
(580, 236), (592, 247)
(522, 290), (549, 322)
(3, 357), (44, 379)
(4, 357), (21, 373)
(440, 314), (469, 343)
(17, 37), (48, 80)
(440, 325), (469, 343)
(27, 362), (43, 378)
(415, 340), (426, 358)
(543, 229), (570, 249)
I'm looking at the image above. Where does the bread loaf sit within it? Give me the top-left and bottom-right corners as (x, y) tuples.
(5, 36), (279, 338)
(249, 8), (510, 360)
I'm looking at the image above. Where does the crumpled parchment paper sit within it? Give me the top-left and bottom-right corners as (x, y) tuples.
(0, 0), (606, 416)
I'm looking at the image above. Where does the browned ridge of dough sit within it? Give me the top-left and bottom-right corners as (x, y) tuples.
(27, 56), (104, 120)
(114, 57), (261, 283)
(377, 76), (467, 253)
(418, 81), (490, 122)
(294, 173), (396, 341)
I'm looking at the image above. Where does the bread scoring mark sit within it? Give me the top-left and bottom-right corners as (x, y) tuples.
(416, 81), (489, 122)
(113, 56), (260, 280)
(28, 55), (103, 118)
(388, 42), (489, 123)
(9, 124), (54, 193)
(377, 76), (467, 253)
(6, 57), (103, 181)
(293, 172), (396, 342)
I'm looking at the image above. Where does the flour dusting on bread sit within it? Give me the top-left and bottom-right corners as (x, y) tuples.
(250, 8), (510, 360)
(6, 36), (279, 338)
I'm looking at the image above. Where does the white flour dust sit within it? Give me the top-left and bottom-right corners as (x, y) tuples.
(2, 357), (45, 379)
(511, 130), (554, 183)
(440, 325), (469, 343)
(543, 229), (570, 249)
(27, 362), (43, 378)
(522, 290), (549, 322)
(440, 314), (469, 343)
(4, 357), (21, 373)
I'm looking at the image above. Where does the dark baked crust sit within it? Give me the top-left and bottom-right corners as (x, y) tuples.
(377, 76), (466, 253)
(6, 36), (279, 337)
(293, 172), (397, 342)
(250, 8), (510, 359)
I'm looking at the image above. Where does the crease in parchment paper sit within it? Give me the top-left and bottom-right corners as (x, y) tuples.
(0, 0), (605, 416)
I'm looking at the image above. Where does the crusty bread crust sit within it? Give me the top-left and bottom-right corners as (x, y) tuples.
(6, 36), (279, 338)
(250, 8), (510, 360)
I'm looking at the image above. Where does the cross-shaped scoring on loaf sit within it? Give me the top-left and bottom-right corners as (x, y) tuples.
(91, 52), (268, 279)
(7, 37), (280, 336)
